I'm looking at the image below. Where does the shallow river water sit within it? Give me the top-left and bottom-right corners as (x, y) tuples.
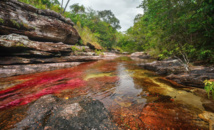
(0, 57), (209, 129)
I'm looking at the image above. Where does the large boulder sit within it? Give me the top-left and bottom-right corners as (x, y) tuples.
(0, 0), (80, 44)
(139, 59), (185, 75)
(14, 95), (119, 130)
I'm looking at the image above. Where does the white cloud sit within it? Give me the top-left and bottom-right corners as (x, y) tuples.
(60, 0), (144, 31)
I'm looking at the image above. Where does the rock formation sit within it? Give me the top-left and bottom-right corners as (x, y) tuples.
(13, 95), (119, 130)
(130, 52), (150, 59)
(0, 0), (103, 77)
(0, 0), (79, 44)
(139, 59), (214, 88)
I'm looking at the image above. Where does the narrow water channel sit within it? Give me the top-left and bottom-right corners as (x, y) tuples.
(0, 57), (208, 129)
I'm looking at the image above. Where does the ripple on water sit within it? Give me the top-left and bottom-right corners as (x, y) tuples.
(0, 57), (210, 129)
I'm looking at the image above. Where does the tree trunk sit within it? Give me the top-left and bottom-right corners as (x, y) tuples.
(63, 0), (70, 14)
(60, 0), (63, 14)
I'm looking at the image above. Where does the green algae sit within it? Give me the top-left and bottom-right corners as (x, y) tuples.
(84, 72), (113, 81)
(127, 69), (157, 79)
(150, 77), (204, 110)
(114, 97), (132, 107)
(0, 18), (4, 24)
(10, 19), (21, 28)
(126, 68), (204, 111)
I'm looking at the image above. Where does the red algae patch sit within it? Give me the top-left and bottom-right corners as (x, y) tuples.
(0, 57), (211, 129)
(138, 103), (208, 129)
(0, 64), (90, 109)
(108, 102), (208, 129)
(0, 78), (86, 109)
(97, 62), (118, 72)
(86, 76), (119, 90)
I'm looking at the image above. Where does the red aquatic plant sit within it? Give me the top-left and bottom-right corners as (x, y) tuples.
(0, 78), (85, 109)
(0, 67), (86, 110)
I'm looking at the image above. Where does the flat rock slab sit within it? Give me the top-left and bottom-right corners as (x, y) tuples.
(0, 34), (90, 57)
(0, 55), (101, 65)
(0, 62), (82, 78)
(13, 95), (119, 130)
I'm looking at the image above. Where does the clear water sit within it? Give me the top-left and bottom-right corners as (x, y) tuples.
(0, 57), (208, 129)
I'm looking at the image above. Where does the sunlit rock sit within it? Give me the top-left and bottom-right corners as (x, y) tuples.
(130, 52), (150, 59)
(0, 0), (79, 44)
(13, 95), (119, 130)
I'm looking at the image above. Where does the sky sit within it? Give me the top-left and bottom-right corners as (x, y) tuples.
(60, 0), (144, 32)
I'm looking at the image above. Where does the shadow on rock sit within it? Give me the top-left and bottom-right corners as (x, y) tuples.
(13, 95), (119, 130)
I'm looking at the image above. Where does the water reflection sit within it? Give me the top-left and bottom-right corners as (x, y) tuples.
(0, 57), (209, 129)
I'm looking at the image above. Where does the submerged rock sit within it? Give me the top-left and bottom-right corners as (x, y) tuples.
(198, 111), (214, 130)
(114, 97), (132, 107)
(14, 95), (119, 130)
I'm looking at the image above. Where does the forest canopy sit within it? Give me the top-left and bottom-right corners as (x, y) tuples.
(19, 0), (121, 50)
(116, 0), (214, 63)
(19, 0), (214, 63)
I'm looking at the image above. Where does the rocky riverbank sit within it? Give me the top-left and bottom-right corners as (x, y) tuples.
(131, 52), (214, 88)
(0, 0), (79, 44)
(138, 59), (214, 88)
(4, 95), (119, 130)
(0, 0), (106, 78)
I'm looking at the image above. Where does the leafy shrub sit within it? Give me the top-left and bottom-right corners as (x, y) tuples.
(71, 46), (80, 52)
(95, 49), (104, 56)
(204, 80), (214, 99)
(82, 47), (86, 52)
(74, 21), (102, 50)
(10, 20), (20, 28)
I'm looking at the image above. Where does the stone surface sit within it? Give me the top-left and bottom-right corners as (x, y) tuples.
(201, 99), (214, 113)
(0, 34), (101, 77)
(0, 56), (101, 65)
(130, 52), (150, 59)
(0, 0), (80, 44)
(198, 111), (214, 130)
(0, 34), (90, 56)
(139, 59), (214, 87)
(0, 62), (82, 78)
(13, 95), (119, 130)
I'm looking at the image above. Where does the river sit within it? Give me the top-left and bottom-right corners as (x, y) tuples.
(0, 56), (208, 129)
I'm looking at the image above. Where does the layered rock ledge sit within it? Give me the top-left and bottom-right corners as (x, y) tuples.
(0, 34), (101, 77)
(0, 62), (82, 78)
(139, 59), (214, 88)
(0, 0), (79, 44)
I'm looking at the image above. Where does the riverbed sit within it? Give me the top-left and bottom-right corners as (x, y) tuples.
(0, 56), (209, 129)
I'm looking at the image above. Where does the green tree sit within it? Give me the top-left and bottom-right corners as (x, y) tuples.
(98, 10), (121, 30)
(70, 3), (86, 14)
(117, 0), (214, 64)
